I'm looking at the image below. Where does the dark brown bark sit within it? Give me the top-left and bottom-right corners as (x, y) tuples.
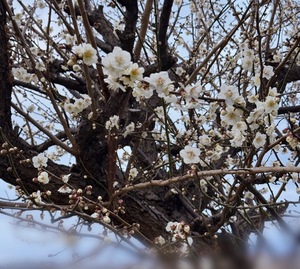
(0, 1), (12, 130)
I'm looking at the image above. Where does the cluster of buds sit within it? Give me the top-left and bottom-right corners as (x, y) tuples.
(120, 223), (140, 238)
(1, 142), (28, 166)
(113, 199), (125, 215)
(91, 206), (111, 224)
(68, 185), (93, 205)
(69, 188), (84, 205)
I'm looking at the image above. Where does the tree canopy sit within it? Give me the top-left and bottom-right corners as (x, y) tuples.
(0, 0), (300, 268)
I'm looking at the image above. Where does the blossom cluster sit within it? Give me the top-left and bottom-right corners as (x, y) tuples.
(102, 47), (179, 104)
(72, 43), (98, 66)
(102, 47), (144, 92)
(63, 94), (92, 116)
(219, 85), (279, 148)
(105, 115), (120, 130)
(165, 221), (193, 255)
(12, 67), (38, 84)
(239, 44), (275, 87)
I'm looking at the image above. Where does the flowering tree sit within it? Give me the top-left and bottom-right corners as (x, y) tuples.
(0, 0), (300, 267)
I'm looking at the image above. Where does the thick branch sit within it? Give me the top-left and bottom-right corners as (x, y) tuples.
(115, 0), (138, 53)
(88, 5), (121, 50)
(112, 166), (300, 199)
(0, 1), (12, 130)
(278, 105), (300, 115)
(157, 0), (177, 70)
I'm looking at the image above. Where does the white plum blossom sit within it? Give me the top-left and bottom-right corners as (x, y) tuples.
(198, 135), (211, 147)
(263, 96), (279, 114)
(133, 81), (154, 100)
(124, 122), (135, 137)
(175, 66), (185, 76)
(232, 121), (248, 135)
(32, 153), (48, 168)
(218, 84), (239, 106)
(105, 115), (120, 130)
(62, 174), (71, 183)
(253, 132), (267, 149)
(58, 185), (72, 194)
(73, 43), (98, 66)
(222, 106), (243, 126)
(230, 131), (246, 148)
(63, 94), (92, 115)
(166, 221), (179, 233)
(102, 47), (144, 92)
(180, 145), (200, 164)
(120, 63), (144, 87)
(184, 83), (203, 104)
(37, 171), (50, 184)
(154, 235), (166, 245)
(129, 167), (138, 180)
(262, 65), (274, 79)
(102, 46), (131, 78)
(144, 71), (173, 98)
(32, 190), (42, 204)
(252, 73), (261, 87)
(242, 57), (253, 71)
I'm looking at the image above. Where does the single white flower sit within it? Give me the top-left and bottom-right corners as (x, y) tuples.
(166, 221), (179, 233)
(198, 135), (211, 146)
(253, 132), (266, 149)
(64, 102), (75, 114)
(133, 81), (154, 100)
(180, 145), (201, 164)
(242, 56), (253, 71)
(120, 63), (144, 87)
(262, 65), (274, 79)
(154, 235), (166, 245)
(32, 153), (48, 168)
(102, 47), (131, 78)
(82, 43), (98, 65)
(263, 96), (279, 114)
(144, 71), (173, 95)
(73, 43), (98, 66)
(230, 131), (246, 148)
(252, 73), (261, 87)
(37, 171), (50, 184)
(218, 84), (239, 106)
(58, 185), (72, 194)
(129, 167), (138, 180)
(62, 174), (71, 183)
(222, 106), (243, 126)
(175, 67), (185, 76)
